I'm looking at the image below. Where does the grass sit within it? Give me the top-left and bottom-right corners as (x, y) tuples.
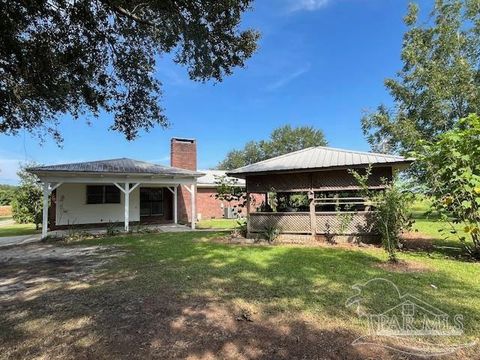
(79, 231), (480, 346)
(0, 223), (39, 237)
(197, 218), (245, 229)
(409, 197), (469, 248)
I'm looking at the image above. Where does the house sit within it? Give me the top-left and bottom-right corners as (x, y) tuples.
(28, 138), (242, 238)
(227, 146), (413, 243)
(196, 170), (246, 220)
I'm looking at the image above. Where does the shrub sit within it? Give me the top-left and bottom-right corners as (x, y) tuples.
(413, 114), (480, 259)
(11, 184), (43, 229)
(263, 224), (280, 244)
(351, 167), (413, 262)
(106, 222), (120, 236)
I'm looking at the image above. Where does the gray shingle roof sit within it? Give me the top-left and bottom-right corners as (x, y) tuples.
(28, 158), (203, 177)
(197, 170), (245, 187)
(227, 146), (413, 176)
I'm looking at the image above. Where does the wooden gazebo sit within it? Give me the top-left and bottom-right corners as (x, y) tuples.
(227, 147), (413, 243)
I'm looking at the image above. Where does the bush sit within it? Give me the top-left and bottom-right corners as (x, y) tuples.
(351, 167), (413, 262)
(0, 185), (16, 205)
(263, 224), (280, 244)
(11, 184), (43, 229)
(413, 114), (480, 259)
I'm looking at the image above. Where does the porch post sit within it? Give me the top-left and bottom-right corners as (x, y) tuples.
(42, 183), (49, 239)
(173, 185), (178, 224)
(190, 183), (196, 230)
(124, 182), (130, 232)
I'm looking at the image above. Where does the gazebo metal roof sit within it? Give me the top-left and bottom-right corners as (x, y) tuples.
(227, 146), (413, 177)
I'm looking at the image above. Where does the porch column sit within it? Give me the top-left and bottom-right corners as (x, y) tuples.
(190, 183), (196, 230)
(40, 182), (63, 239)
(173, 185), (178, 224)
(114, 182), (140, 233)
(124, 182), (130, 232)
(42, 183), (49, 239)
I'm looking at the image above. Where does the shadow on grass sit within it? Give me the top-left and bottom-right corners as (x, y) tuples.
(0, 232), (478, 359)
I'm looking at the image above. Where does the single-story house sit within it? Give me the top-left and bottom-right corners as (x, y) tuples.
(196, 170), (246, 220)
(227, 146), (413, 243)
(29, 138), (244, 238)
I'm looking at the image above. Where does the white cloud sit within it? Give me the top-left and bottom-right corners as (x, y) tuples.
(266, 64), (311, 91)
(288, 0), (330, 12)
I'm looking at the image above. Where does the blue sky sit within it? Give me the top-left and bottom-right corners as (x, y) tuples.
(0, 0), (432, 184)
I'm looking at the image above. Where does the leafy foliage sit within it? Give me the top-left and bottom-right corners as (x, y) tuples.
(263, 224), (280, 243)
(218, 125), (328, 170)
(11, 163), (43, 229)
(412, 114), (480, 258)
(0, 185), (16, 205)
(0, 1), (259, 142)
(351, 167), (414, 262)
(362, 0), (480, 155)
(214, 174), (249, 214)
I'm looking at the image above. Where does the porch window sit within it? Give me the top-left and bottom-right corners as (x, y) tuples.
(86, 185), (121, 204)
(140, 188), (164, 216)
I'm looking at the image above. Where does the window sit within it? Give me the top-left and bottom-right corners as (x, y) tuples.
(86, 185), (121, 204)
(140, 188), (164, 216)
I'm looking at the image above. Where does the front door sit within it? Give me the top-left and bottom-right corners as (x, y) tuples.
(140, 188), (164, 217)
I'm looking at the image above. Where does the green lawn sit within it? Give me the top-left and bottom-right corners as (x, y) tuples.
(197, 218), (245, 229)
(409, 197), (469, 248)
(0, 223), (39, 237)
(79, 232), (480, 347)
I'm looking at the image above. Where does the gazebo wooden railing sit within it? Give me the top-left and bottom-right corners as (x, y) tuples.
(248, 211), (374, 236)
(247, 195), (376, 237)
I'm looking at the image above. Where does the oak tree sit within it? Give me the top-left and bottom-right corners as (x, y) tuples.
(0, 1), (259, 142)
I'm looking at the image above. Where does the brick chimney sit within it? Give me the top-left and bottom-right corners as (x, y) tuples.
(171, 138), (197, 171)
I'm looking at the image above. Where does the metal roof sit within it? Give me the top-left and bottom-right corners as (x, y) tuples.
(197, 170), (245, 187)
(227, 146), (413, 176)
(28, 158), (203, 177)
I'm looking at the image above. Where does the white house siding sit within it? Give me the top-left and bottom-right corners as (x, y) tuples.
(55, 184), (140, 226)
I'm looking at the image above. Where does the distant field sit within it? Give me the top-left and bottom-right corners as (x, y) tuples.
(0, 206), (12, 218)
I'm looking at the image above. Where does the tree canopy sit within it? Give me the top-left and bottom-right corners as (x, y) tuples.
(0, 1), (259, 142)
(217, 125), (328, 170)
(362, 0), (480, 154)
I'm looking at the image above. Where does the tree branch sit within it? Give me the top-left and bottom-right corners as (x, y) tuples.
(102, 1), (154, 26)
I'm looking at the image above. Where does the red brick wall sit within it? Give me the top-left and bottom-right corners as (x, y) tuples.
(196, 188), (265, 219)
(196, 188), (225, 219)
(171, 138), (197, 223)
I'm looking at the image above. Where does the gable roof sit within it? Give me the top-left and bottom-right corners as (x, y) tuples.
(28, 158), (203, 177)
(197, 170), (245, 187)
(227, 146), (413, 177)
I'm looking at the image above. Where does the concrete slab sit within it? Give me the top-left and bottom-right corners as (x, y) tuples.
(0, 234), (41, 248)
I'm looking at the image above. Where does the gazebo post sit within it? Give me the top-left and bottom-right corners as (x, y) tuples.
(309, 190), (316, 239)
(245, 192), (251, 236)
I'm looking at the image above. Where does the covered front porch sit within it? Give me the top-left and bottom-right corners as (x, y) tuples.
(27, 158), (203, 239)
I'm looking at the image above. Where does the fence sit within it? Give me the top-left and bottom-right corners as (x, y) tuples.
(249, 211), (375, 235)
